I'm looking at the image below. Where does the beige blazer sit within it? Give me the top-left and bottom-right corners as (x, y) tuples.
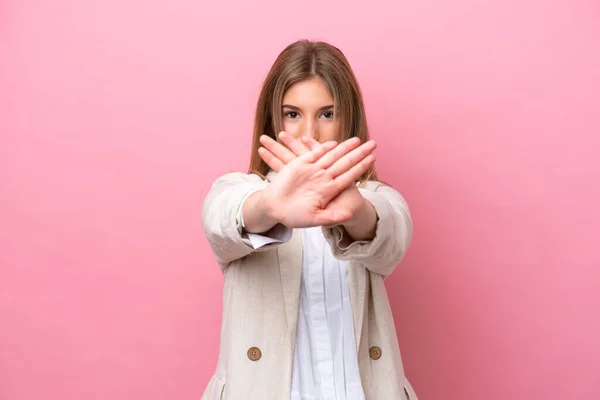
(200, 171), (418, 400)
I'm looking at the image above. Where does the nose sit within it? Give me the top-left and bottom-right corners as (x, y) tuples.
(303, 120), (319, 142)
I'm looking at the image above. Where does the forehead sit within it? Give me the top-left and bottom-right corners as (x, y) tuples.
(282, 77), (333, 106)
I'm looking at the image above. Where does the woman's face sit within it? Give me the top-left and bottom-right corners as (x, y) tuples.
(281, 77), (340, 143)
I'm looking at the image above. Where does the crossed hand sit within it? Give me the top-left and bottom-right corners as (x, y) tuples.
(256, 131), (377, 229)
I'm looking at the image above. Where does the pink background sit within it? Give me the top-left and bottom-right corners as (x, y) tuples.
(1, 0), (599, 399)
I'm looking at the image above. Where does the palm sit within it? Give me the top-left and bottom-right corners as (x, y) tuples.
(257, 132), (376, 228)
(263, 157), (351, 228)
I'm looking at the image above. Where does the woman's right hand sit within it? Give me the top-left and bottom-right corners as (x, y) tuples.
(244, 131), (376, 231)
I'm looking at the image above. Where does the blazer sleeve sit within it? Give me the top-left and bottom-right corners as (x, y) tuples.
(321, 181), (413, 278)
(201, 172), (292, 269)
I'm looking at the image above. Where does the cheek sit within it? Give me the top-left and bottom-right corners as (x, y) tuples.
(282, 120), (301, 139)
(319, 121), (340, 143)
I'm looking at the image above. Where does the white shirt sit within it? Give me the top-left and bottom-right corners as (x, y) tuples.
(239, 191), (365, 400)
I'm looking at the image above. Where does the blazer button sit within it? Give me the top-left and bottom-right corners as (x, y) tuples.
(369, 346), (382, 360)
(247, 346), (262, 361)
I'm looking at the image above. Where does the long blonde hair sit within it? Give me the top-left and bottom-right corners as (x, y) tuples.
(248, 40), (379, 186)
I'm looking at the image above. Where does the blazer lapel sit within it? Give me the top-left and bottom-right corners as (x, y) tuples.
(350, 181), (377, 350)
(267, 170), (303, 336)
(349, 261), (368, 351)
(277, 228), (302, 336)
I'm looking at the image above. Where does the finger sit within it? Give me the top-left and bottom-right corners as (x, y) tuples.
(258, 146), (286, 172)
(302, 137), (339, 154)
(315, 137), (361, 170)
(299, 140), (339, 164)
(301, 136), (321, 150)
(327, 140), (377, 178)
(260, 134), (296, 165)
(279, 131), (311, 156)
(333, 153), (376, 190)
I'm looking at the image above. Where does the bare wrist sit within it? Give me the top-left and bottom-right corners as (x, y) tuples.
(342, 199), (377, 241)
(243, 190), (279, 233)
(256, 190), (278, 225)
(345, 198), (372, 228)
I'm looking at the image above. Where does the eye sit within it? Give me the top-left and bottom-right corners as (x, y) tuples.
(321, 111), (334, 119)
(284, 111), (300, 119)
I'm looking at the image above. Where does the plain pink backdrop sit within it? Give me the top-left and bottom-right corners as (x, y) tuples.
(1, 1), (599, 399)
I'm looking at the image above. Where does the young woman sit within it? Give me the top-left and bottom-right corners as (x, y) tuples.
(201, 40), (417, 400)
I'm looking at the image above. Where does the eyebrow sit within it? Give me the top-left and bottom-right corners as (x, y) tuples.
(282, 104), (334, 112)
